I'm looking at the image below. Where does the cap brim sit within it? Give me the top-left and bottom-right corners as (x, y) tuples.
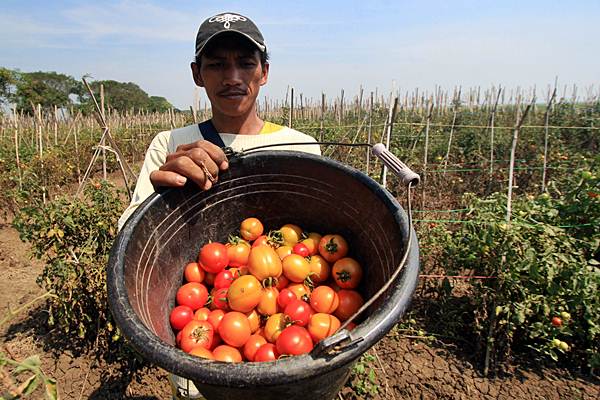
(195, 30), (266, 58)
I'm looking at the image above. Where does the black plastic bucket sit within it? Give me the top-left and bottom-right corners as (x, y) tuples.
(107, 151), (419, 400)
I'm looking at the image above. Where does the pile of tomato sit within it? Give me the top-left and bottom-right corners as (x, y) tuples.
(169, 217), (365, 362)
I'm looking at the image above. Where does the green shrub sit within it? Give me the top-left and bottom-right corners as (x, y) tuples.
(440, 166), (599, 371)
(13, 181), (124, 344)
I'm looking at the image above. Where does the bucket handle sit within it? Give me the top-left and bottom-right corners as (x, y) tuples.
(228, 142), (420, 357)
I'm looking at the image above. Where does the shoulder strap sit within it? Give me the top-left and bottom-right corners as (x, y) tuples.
(198, 120), (226, 148)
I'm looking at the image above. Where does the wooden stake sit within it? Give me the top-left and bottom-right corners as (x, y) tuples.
(541, 84), (557, 192)
(366, 92), (373, 175)
(488, 86), (502, 176)
(380, 97), (398, 188)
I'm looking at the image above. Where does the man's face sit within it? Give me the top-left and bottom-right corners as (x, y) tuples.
(191, 46), (269, 118)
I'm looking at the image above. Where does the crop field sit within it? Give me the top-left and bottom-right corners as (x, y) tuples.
(0, 85), (598, 399)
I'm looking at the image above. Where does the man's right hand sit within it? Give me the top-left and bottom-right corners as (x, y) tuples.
(150, 140), (229, 190)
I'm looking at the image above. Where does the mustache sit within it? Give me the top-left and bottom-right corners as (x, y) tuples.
(218, 88), (248, 96)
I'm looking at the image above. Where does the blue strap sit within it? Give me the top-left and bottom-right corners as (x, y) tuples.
(198, 120), (226, 148)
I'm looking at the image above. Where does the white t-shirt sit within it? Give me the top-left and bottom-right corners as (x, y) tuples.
(118, 122), (321, 230)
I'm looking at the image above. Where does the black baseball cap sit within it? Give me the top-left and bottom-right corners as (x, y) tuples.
(195, 12), (266, 58)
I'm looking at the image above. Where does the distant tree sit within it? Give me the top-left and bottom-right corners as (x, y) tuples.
(148, 96), (173, 112)
(0, 67), (18, 105)
(82, 80), (173, 113)
(14, 71), (82, 111)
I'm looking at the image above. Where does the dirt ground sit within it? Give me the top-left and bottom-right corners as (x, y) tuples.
(1, 221), (598, 399)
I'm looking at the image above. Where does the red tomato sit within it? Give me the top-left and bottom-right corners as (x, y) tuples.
(204, 272), (216, 286)
(243, 333), (268, 361)
(199, 242), (229, 274)
(335, 290), (364, 321)
(282, 254), (311, 283)
(227, 275), (262, 312)
(276, 326), (314, 356)
(207, 309), (225, 331)
(257, 287), (279, 316)
(218, 311), (251, 348)
(189, 346), (214, 359)
(248, 245), (283, 284)
(180, 320), (214, 353)
(292, 243), (310, 257)
(212, 345), (242, 363)
(226, 239), (251, 268)
(170, 305), (194, 331)
(210, 287), (229, 311)
(318, 234), (349, 263)
(193, 307), (211, 321)
(240, 218), (264, 242)
(264, 313), (291, 343)
(184, 262), (205, 283)
(210, 331), (222, 350)
(310, 286), (339, 314)
(308, 313), (341, 342)
(277, 288), (297, 310)
(254, 343), (279, 362)
(214, 270), (235, 289)
(176, 282), (209, 310)
(332, 257), (363, 289)
(176, 330), (183, 347)
(275, 274), (290, 291)
(552, 316), (563, 327)
(284, 299), (313, 327)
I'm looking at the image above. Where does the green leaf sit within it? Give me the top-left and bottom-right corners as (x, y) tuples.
(13, 355), (41, 375)
(21, 374), (39, 395)
(44, 377), (58, 400)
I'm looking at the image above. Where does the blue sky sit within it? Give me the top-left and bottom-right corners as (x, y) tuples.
(1, 0), (599, 109)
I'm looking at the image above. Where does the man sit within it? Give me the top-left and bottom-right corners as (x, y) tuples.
(118, 11), (320, 230)
(118, 11), (320, 399)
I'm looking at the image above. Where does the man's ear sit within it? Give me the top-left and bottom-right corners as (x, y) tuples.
(259, 62), (269, 86)
(191, 62), (204, 87)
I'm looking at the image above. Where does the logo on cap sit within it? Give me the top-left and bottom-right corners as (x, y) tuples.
(209, 13), (247, 29)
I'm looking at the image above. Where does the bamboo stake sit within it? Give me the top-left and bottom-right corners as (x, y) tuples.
(100, 84), (107, 180)
(488, 86), (502, 176)
(380, 97), (398, 188)
(506, 96), (534, 223)
(366, 92), (373, 175)
(443, 107), (458, 176)
(289, 87), (294, 128)
(541, 84), (557, 192)
(319, 92), (325, 142)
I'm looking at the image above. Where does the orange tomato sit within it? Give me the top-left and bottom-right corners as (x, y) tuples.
(226, 239), (251, 267)
(194, 307), (211, 321)
(245, 309), (261, 333)
(318, 234), (349, 263)
(308, 313), (341, 342)
(282, 254), (311, 283)
(334, 290), (364, 321)
(257, 287), (280, 316)
(240, 217), (264, 242)
(189, 346), (214, 360)
(310, 286), (339, 314)
(207, 309), (225, 331)
(264, 313), (291, 343)
(287, 283), (312, 301)
(275, 245), (293, 260)
(332, 257), (363, 289)
(301, 232), (322, 256)
(248, 245), (283, 283)
(218, 312), (251, 348)
(308, 255), (330, 283)
(184, 262), (205, 283)
(212, 345), (243, 363)
(227, 275), (262, 312)
(243, 333), (268, 361)
(279, 224), (303, 246)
